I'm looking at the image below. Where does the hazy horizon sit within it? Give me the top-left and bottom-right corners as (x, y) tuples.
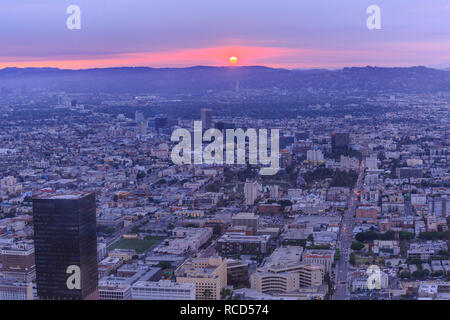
(1, 64), (449, 72)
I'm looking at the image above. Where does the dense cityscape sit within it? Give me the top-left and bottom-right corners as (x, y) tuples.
(1, 1), (450, 307)
(0, 80), (448, 300)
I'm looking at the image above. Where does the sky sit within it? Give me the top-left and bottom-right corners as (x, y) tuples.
(1, 0), (450, 69)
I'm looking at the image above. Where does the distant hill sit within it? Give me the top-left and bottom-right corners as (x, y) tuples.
(1, 65), (450, 94)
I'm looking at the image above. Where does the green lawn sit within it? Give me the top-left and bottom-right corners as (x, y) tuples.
(354, 255), (385, 266)
(109, 236), (164, 254)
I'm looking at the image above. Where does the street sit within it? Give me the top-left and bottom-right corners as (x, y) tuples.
(332, 160), (365, 300)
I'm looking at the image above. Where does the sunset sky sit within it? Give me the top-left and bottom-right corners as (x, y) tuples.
(1, 0), (450, 69)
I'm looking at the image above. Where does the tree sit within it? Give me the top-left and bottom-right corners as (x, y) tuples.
(202, 289), (213, 300)
(399, 231), (414, 241)
(221, 288), (231, 299)
(419, 231), (450, 241)
(406, 258), (423, 265)
(157, 179), (167, 185)
(97, 225), (115, 235)
(438, 250), (449, 258)
(136, 171), (146, 180)
(400, 271), (411, 279)
(355, 230), (396, 242)
(157, 261), (172, 269)
(324, 272), (334, 297)
(351, 241), (365, 251)
(349, 252), (356, 265)
(206, 181), (220, 192)
(307, 244), (331, 250)
(334, 249), (340, 261)
(412, 270), (425, 279)
(431, 271), (443, 277)
(278, 199), (293, 207)
(5, 208), (16, 218)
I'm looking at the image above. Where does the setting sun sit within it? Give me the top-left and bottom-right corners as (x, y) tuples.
(229, 56), (238, 65)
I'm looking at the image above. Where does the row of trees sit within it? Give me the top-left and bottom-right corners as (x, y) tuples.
(399, 269), (450, 280)
(351, 241), (365, 251)
(355, 230), (414, 242)
(418, 231), (450, 241)
(303, 167), (358, 188)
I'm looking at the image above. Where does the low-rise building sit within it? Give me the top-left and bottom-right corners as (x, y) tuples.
(98, 276), (132, 300)
(131, 280), (195, 300)
(372, 240), (400, 257)
(0, 243), (35, 282)
(0, 279), (33, 300)
(227, 259), (249, 287)
(175, 257), (227, 300)
(302, 249), (335, 274)
(109, 248), (136, 261)
(216, 234), (270, 256)
(251, 263), (324, 294)
(250, 246), (323, 294)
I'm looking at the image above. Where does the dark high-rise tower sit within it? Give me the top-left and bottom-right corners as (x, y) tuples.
(201, 108), (212, 128)
(154, 116), (168, 131)
(331, 132), (350, 154)
(33, 192), (98, 300)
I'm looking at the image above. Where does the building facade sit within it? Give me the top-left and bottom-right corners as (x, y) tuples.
(175, 257), (227, 300)
(131, 280), (195, 300)
(0, 243), (35, 282)
(0, 279), (33, 300)
(33, 192), (98, 300)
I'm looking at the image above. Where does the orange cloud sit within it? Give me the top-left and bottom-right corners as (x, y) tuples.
(1, 42), (449, 69)
(0, 46), (298, 69)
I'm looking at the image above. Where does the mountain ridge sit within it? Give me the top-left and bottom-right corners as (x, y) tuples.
(1, 65), (449, 94)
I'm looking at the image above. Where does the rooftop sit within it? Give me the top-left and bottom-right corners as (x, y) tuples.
(33, 191), (93, 200)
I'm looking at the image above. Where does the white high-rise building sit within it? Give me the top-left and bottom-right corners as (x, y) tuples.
(200, 108), (212, 128)
(428, 195), (449, 218)
(307, 150), (324, 162)
(366, 156), (379, 170)
(340, 155), (359, 171)
(137, 121), (148, 135)
(244, 181), (259, 206)
(135, 111), (144, 123)
(268, 185), (279, 199)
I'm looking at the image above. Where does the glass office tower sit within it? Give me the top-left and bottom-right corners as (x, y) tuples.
(33, 192), (98, 300)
